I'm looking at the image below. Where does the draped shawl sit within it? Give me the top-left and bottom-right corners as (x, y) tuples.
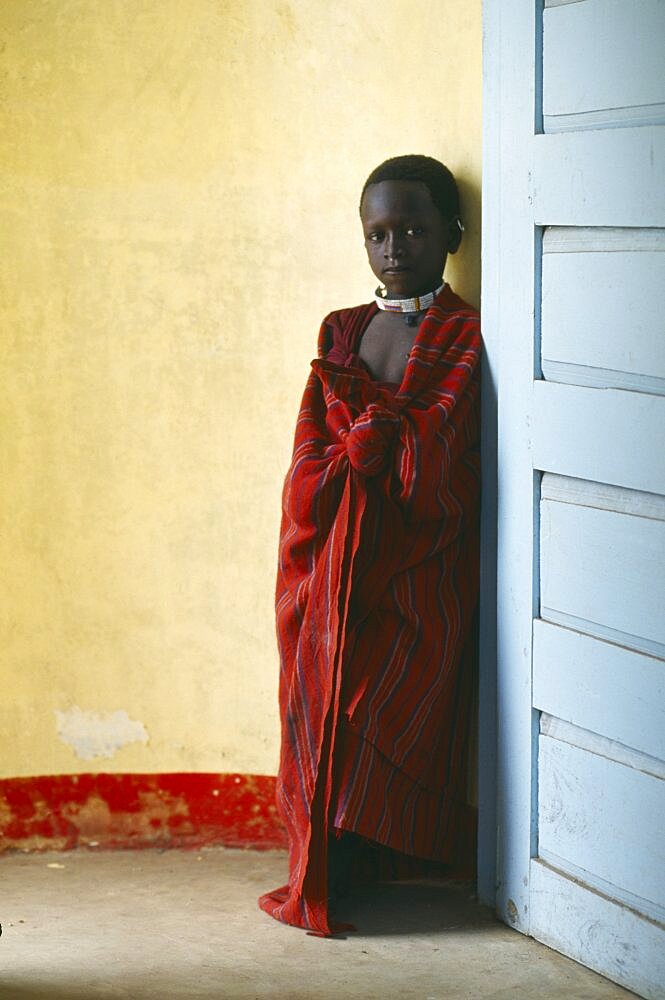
(259, 285), (481, 936)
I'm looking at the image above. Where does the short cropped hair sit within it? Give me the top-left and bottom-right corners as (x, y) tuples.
(360, 155), (460, 221)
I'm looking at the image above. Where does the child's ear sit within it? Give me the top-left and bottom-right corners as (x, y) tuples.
(447, 216), (464, 254)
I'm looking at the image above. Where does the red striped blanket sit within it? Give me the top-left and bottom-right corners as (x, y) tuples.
(259, 284), (481, 935)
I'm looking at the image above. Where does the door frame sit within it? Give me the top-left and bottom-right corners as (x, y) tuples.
(477, 0), (541, 929)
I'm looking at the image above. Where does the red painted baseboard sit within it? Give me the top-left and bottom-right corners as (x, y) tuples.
(0, 773), (287, 853)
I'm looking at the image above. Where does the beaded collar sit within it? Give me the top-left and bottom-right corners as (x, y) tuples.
(374, 281), (445, 314)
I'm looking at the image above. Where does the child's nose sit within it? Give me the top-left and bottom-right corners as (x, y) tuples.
(384, 233), (405, 259)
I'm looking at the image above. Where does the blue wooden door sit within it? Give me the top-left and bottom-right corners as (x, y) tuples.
(482, 2), (665, 996)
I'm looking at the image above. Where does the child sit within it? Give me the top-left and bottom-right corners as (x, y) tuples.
(259, 155), (481, 936)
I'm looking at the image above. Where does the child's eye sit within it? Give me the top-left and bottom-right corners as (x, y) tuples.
(406, 227), (424, 237)
(366, 232), (383, 243)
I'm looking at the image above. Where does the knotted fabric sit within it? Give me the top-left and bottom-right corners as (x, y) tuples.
(342, 401), (400, 476)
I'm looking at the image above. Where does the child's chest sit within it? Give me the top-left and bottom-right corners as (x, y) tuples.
(357, 312), (424, 385)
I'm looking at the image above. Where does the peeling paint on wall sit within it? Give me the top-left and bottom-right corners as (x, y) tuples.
(55, 708), (149, 761)
(0, 773), (287, 853)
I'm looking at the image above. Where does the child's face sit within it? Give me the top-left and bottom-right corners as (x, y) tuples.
(360, 180), (455, 299)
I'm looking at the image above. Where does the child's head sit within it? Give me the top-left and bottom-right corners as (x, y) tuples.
(359, 155), (462, 299)
(359, 155), (461, 226)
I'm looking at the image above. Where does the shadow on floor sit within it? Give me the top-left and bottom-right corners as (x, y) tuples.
(335, 879), (496, 937)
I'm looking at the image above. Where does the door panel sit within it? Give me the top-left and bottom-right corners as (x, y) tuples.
(542, 227), (665, 392)
(543, 0), (665, 132)
(540, 495), (665, 655)
(538, 734), (665, 911)
(534, 127), (665, 225)
(533, 383), (665, 495)
(530, 859), (665, 1000)
(533, 620), (665, 760)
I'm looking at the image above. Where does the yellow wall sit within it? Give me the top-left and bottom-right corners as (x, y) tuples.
(0, 0), (481, 777)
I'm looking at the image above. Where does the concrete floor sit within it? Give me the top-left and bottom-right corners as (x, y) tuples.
(0, 848), (635, 1000)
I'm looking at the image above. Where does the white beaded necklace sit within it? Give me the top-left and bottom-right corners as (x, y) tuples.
(374, 281), (445, 316)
